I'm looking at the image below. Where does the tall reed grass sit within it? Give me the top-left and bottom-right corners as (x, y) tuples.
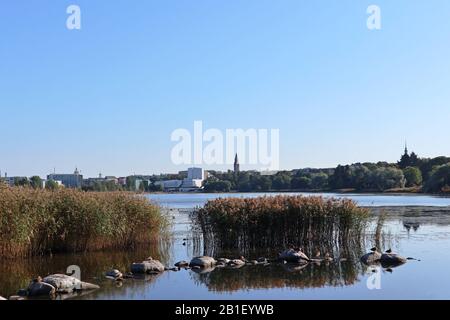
(196, 195), (369, 252)
(0, 185), (167, 258)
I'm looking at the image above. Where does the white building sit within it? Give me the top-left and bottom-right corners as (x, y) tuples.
(187, 168), (204, 180)
(155, 180), (183, 191)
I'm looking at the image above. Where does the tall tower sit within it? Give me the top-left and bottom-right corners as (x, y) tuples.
(234, 154), (240, 174)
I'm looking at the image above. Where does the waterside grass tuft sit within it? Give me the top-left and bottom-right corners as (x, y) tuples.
(0, 185), (167, 258)
(196, 195), (369, 252)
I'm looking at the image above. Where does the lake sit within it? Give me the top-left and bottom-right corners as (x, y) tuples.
(1, 192), (450, 300)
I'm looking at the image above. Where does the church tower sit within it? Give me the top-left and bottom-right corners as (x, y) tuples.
(234, 154), (240, 174)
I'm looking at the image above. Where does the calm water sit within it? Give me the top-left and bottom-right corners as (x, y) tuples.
(1, 192), (450, 300)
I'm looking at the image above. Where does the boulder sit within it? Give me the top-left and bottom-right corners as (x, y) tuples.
(174, 260), (189, 268)
(257, 257), (268, 264)
(216, 258), (230, 264)
(229, 259), (246, 266)
(27, 280), (56, 297)
(17, 289), (28, 296)
(380, 253), (407, 267)
(106, 269), (123, 280)
(279, 249), (310, 263)
(189, 256), (216, 268)
(360, 251), (382, 265)
(43, 274), (99, 293)
(131, 258), (165, 274)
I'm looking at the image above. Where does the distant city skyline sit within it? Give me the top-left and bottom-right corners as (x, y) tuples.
(2, 1), (450, 177)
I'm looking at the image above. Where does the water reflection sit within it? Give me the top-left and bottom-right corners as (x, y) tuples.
(0, 243), (169, 299)
(190, 261), (361, 292)
(2, 202), (450, 299)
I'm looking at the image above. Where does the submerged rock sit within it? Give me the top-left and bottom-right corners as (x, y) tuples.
(189, 256), (216, 268)
(174, 260), (189, 268)
(191, 266), (216, 274)
(27, 278), (56, 297)
(360, 251), (382, 265)
(283, 263), (309, 273)
(229, 259), (246, 266)
(380, 253), (407, 267)
(216, 258), (230, 264)
(43, 274), (100, 293)
(257, 257), (268, 264)
(279, 249), (310, 263)
(131, 258), (165, 274)
(106, 269), (123, 280)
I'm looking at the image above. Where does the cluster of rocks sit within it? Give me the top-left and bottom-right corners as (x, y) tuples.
(360, 248), (408, 268)
(7, 274), (100, 300)
(2, 247), (413, 300)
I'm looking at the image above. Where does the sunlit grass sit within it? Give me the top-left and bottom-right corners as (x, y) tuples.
(196, 195), (369, 252)
(0, 185), (167, 258)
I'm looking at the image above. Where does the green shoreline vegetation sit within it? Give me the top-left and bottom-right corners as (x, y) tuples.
(0, 186), (167, 259)
(2, 151), (450, 195)
(202, 153), (450, 194)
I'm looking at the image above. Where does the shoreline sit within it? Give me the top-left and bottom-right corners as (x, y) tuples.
(143, 190), (450, 197)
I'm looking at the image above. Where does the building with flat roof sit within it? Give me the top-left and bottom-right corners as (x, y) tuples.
(47, 168), (83, 188)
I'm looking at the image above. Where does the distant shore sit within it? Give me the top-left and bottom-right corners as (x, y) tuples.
(143, 188), (450, 196)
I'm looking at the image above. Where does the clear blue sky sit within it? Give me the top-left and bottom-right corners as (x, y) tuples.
(1, 0), (450, 177)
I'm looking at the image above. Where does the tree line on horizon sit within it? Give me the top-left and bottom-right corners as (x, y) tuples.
(203, 151), (450, 194)
(3, 151), (450, 194)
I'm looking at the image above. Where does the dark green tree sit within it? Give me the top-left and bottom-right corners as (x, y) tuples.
(424, 163), (450, 193)
(30, 176), (43, 189)
(45, 179), (59, 190)
(403, 167), (422, 187)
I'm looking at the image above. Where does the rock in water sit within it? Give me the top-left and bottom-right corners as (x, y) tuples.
(216, 258), (230, 265)
(257, 257), (268, 264)
(106, 269), (123, 280)
(380, 253), (407, 267)
(279, 249), (310, 263)
(189, 256), (216, 268)
(229, 259), (246, 266)
(360, 251), (382, 265)
(174, 261), (189, 268)
(43, 274), (99, 293)
(27, 280), (56, 297)
(131, 258), (165, 274)
(0, 296), (7, 300)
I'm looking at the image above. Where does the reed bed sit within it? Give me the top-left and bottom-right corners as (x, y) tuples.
(0, 185), (167, 258)
(196, 195), (369, 252)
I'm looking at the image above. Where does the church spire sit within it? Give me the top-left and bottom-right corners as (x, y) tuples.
(234, 153), (240, 174)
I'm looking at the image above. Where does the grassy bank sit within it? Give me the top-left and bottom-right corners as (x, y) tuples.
(196, 195), (369, 251)
(0, 186), (167, 258)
